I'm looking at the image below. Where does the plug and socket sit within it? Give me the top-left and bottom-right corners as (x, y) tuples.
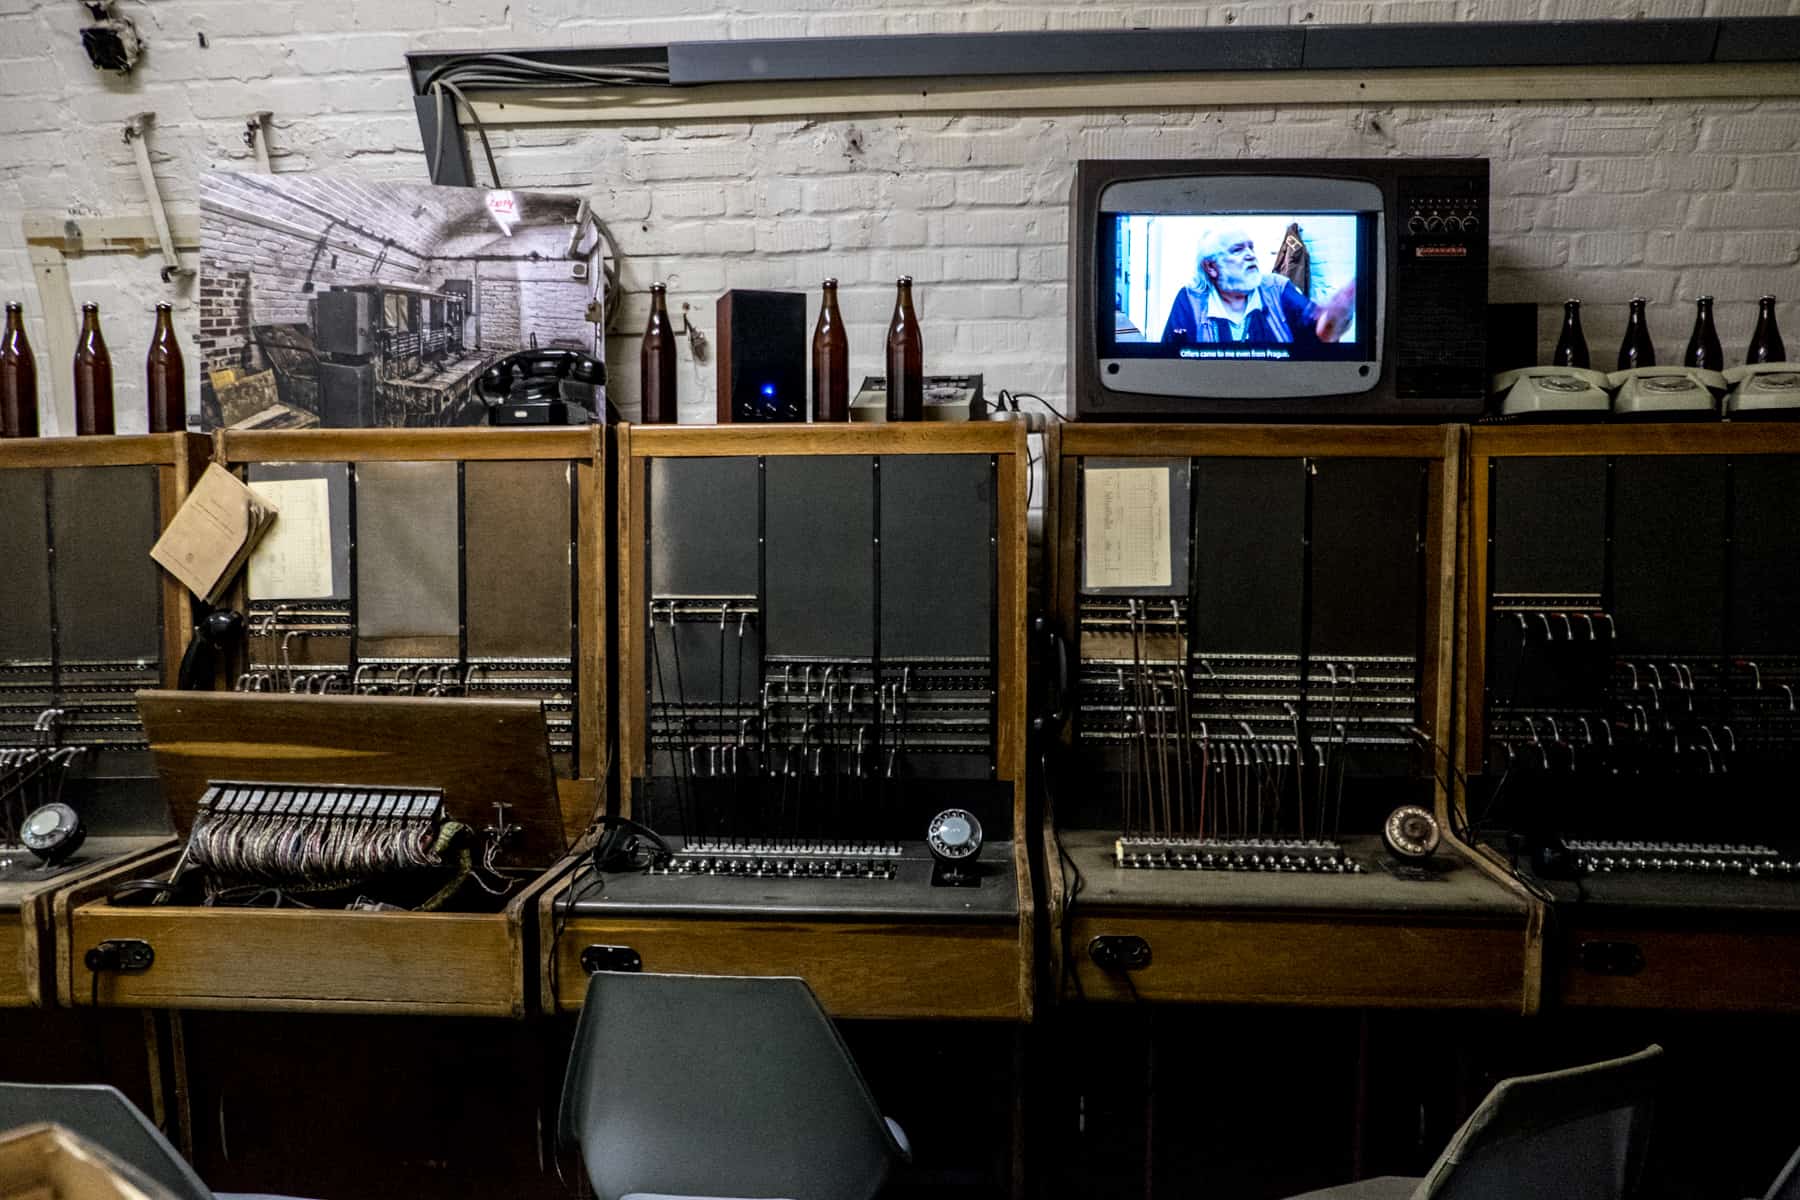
(1087, 934), (1151, 970)
(84, 939), (155, 973)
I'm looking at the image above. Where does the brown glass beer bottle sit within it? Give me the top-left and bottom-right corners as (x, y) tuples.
(884, 276), (922, 422)
(73, 302), (114, 435)
(146, 303), (185, 433)
(1617, 297), (1655, 372)
(1552, 299), (1589, 370)
(640, 283), (677, 424)
(1747, 295), (1786, 364)
(812, 279), (849, 422)
(0, 303), (38, 438)
(1683, 295), (1723, 372)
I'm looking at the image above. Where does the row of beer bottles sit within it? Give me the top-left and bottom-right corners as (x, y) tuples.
(0, 302), (185, 438)
(638, 277), (923, 423)
(1553, 295), (1786, 372)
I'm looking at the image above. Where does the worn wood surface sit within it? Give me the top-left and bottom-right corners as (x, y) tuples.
(1056, 423), (1456, 459)
(135, 692), (567, 867)
(61, 848), (571, 1016)
(625, 421), (1022, 457)
(1067, 908), (1535, 1010)
(218, 426), (599, 463)
(548, 906), (1023, 1019)
(1551, 921), (1800, 1012)
(11, 838), (176, 1008)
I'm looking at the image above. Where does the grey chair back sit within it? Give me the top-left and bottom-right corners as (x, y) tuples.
(559, 971), (905, 1200)
(1414, 1044), (1662, 1200)
(0, 1083), (213, 1200)
(1764, 1142), (1800, 1200)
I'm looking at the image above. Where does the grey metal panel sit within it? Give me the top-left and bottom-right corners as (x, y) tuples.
(1310, 457), (1424, 658)
(880, 455), (990, 659)
(765, 455), (873, 660)
(1491, 457), (1608, 599)
(245, 461), (352, 600)
(50, 466), (161, 665)
(354, 460), (460, 639)
(1729, 456), (1800, 656)
(0, 470), (51, 664)
(649, 456), (759, 598)
(1611, 455), (1728, 657)
(1303, 18), (1718, 69)
(1191, 457), (1304, 655)
(1713, 16), (1800, 60)
(668, 29), (1302, 84)
(465, 459), (573, 661)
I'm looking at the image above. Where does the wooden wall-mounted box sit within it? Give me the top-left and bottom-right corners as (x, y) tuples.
(1042, 424), (1542, 1013)
(1464, 423), (1800, 1012)
(0, 434), (208, 1007)
(539, 423), (1034, 1021)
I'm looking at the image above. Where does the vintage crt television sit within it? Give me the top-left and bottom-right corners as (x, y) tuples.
(1069, 158), (1488, 420)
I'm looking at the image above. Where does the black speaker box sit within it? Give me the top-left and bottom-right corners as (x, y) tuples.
(716, 290), (806, 423)
(1486, 302), (1539, 375)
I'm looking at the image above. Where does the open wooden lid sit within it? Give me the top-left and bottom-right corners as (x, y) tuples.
(135, 691), (566, 868)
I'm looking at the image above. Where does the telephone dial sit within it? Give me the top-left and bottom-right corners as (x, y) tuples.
(478, 348), (605, 425)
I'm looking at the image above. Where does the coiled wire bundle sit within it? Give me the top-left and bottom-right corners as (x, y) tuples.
(181, 783), (449, 893)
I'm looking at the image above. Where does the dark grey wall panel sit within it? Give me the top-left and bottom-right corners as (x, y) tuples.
(50, 466), (161, 665)
(1490, 456), (1608, 599)
(466, 459), (574, 661)
(1304, 19), (1716, 69)
(354, 461), (460, 640)
(1191, 457), (1305, 655)
(881, 455), (991, 659)
(1714, 16), (1800, 60)
(649, 457), (759, 598)
(1611, 456), (1728, 656)
(1729, 456), (1800, 656)
(765, 455), (873, 660)
(1310, 458), (1424, 658)
(0, 470), (51, 664)
(668, 28), (1303, 84)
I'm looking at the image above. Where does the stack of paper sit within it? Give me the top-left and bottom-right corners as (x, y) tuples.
(150, 463), (279, 605)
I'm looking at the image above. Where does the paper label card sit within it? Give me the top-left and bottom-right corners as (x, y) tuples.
(247, 477), (335, 601)
(1083, 467), (1173, 590)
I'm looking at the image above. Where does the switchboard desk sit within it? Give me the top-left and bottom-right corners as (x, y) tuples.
(1464, 423), (1800, 1012)
(0, 434), (205, 1007)
(540, 423), (1034, 1021)
(1044, 424), (1541, 1012)
(55, 427), (605, 1017)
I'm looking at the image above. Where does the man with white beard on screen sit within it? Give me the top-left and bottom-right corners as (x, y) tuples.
(1158, 226), (1356, 351)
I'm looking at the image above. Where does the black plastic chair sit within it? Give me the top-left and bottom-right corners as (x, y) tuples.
(559, 971), (911, 1200)
(1282, 1044), (1663, 1200)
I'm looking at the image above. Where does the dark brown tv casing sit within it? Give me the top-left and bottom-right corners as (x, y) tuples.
(1069, 157), (1489, 421)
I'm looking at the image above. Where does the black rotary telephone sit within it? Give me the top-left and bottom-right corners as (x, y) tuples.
(479, 349), (605, 425)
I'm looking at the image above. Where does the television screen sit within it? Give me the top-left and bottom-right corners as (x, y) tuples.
(1103, 212), (1375, 363)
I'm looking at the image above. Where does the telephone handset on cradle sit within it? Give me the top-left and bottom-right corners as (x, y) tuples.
(479, 348), (605, 426)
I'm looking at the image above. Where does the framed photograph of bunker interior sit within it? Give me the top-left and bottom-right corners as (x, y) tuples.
(198, 173), (603, 429)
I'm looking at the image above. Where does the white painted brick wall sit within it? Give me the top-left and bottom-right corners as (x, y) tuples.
(1, 0), (1799, 429)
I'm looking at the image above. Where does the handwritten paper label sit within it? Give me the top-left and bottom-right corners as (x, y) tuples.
(1083, 467), (1172, 590)
(247, 478), (333, 600)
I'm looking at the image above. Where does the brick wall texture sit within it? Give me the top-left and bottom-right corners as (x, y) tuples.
(2, 0), (1799, 428)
